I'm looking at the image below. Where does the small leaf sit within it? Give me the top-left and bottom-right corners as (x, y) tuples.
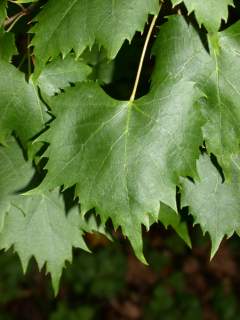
(181, 155), (240, 258)
(0, 31), (17, 62)
(151, 16), (212, 86)
(153, 16), (240, 180)
(172, 0), (234, 32)
(36, 55), (92, 96)
(0, 59), (48, 145)
(81, 45), (115, 84)
(0, 0), (7, 26)
(78, 213), (112, 241)
(159, 203), (191, 248)
(0, 190), (89, 294)
(202, 24), (240, 178)
(0, 138), (34, 231)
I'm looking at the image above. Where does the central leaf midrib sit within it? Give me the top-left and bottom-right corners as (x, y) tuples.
(124, 102), (133, 213)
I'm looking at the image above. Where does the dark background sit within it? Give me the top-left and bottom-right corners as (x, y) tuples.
(1, 224), (240, 320)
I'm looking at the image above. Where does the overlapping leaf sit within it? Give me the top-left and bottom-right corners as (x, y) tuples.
(151, 16), (212, 86)
(172, 0), (233, 31)
(153, 16), (240, 179)
(0, 0), (7, 26)
(81, 45), (115, 84)
(0, 139), (110, 293)
(181, 155), (240, 258)
(159, 203), (191, 247)
(0, 191), (90, 293)
(0, 138), (34, 231)
(202, 26), (240, 178)
(31, 0), (160, 73)
(152, 17), (240, 251)
(36, 55), (92, 96)
(0, 58), (48, 145)
(0, 31), (17, 62)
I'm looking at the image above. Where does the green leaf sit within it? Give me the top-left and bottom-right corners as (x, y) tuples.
(81, 45), (115, 85)
(36, 54), (92, 96)
(36, 76), (203, 262)
(0, 0), (7, 26)
(0, 138), (34, 231)
(172, 0), (234, 32)
(0, 190), (89, 294)
(78, 214), (112, 241)
(0, 59), (48, 145)
(31, 0), (160, 74)
(153, 16), (240, 179)
(202, 24), (240, 178)
(159, 203), (191, 248)
(0, 140), (108, 293)
(0, 31), (17, 62)
(151, 16), (212, 86)
(181, 155), (240, 258)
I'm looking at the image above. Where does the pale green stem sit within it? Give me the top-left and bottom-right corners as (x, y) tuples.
(129, 14), (159, 102)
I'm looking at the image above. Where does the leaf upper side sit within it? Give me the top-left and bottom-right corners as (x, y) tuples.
(31, 0), (160, 74)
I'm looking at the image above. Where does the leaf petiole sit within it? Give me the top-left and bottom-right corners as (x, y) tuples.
(129, 12), (159, 102)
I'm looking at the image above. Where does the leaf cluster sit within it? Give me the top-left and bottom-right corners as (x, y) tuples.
(0, 0), (240, 292)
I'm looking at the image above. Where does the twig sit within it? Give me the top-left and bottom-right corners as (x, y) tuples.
(3, 3), (38, 30)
